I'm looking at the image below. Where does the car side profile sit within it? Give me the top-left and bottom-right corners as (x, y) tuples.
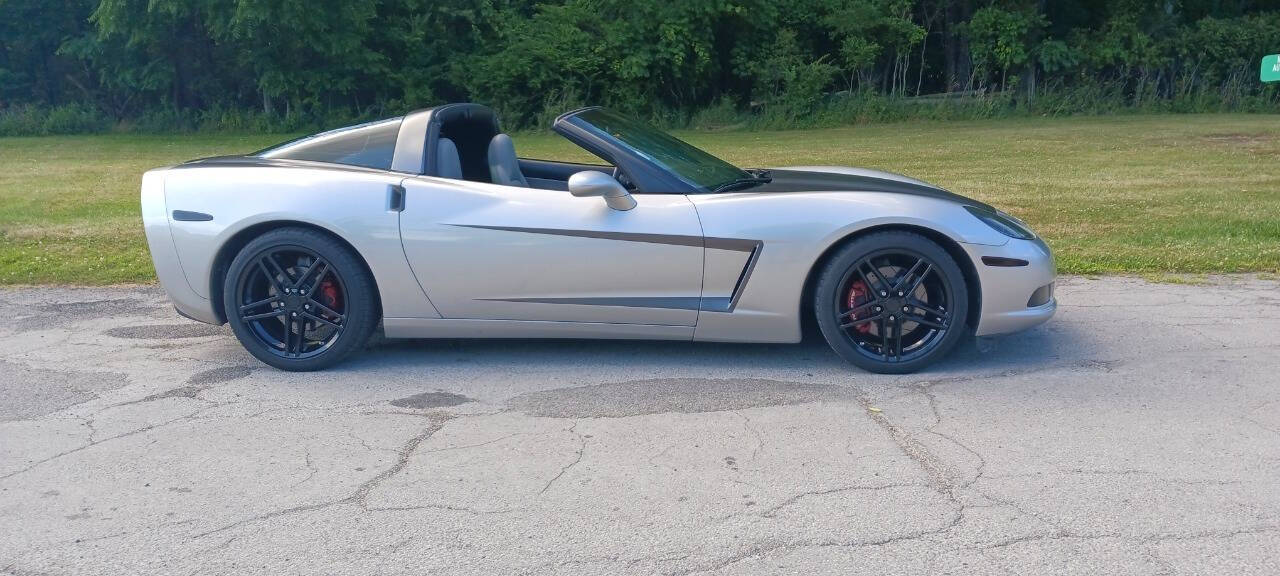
(141, 103), (1055, 373)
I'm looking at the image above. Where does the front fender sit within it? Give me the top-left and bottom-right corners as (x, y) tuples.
(688, 191), (1003, 343)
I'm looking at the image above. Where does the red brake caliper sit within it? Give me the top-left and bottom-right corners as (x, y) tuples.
(319, 279), (341, 313)
(846, 280), (873, 334)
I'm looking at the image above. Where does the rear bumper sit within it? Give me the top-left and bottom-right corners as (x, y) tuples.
(963, 237), (1056, 336)
(141, 170), (221, 325)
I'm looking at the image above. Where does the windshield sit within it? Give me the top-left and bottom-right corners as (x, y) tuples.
(572, 108), (748, 191)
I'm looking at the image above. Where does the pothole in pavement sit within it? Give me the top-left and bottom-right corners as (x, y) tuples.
(506, 378), (856, 418)
(103, 324), (224, 339)
(390, 391), (475, 409)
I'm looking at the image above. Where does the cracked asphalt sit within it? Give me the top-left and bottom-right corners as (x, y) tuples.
(2, 276), (1279, 575)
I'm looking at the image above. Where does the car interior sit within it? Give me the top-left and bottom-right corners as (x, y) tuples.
(432, 104), (615, 192)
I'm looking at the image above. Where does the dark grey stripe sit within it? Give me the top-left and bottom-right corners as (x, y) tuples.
(479, 296), (702, 310)
(705, 237), (762, 252)
(698, 297), (734, 313)
(172, 210), (213, 222)
(451, 224), (759, 253)
(480, 296), (736, 313)
(451, 224), (704, 248)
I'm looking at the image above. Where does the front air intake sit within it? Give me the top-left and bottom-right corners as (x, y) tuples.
(1027, 283), (1054, 307)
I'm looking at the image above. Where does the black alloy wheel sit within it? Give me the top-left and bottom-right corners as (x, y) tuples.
(815, 231), (969, 374)
(223, 227), (378, 371)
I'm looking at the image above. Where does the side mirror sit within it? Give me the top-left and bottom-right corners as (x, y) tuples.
(567, 171), (636, 211)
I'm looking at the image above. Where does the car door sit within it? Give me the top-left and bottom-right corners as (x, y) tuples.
(398, 176), (705, 326)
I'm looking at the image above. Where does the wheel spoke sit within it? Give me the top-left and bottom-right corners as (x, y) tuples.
(302, 311), (341, 329)
(294, 257), (320, 288)
(840, 312), (883, 329)
(304, 264), (330, 298)
(903, 312), (947, 330)
(839, 300), (879, 320)
(908, 298), (948, 318)
(854, 265), (879, 297)
(257, 260), (284, 292)
(285, 317), (303, 354)
(863, 258), (892, 295)
(242, 309), (286, 322)
(891, 315), (903, 359)
(907, 264), (933, 295)
(892, 258), (924, 292)
(307, 298), (344, 322)
(879, 317), (890, 360)
(295, 258), (328, 291)
(281, 317), (292, 352)
(239, 295), (280, 312)
(263, 253), (292, 286)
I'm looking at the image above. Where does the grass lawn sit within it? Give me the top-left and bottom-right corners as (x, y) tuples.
(1, 114), (1277, 284)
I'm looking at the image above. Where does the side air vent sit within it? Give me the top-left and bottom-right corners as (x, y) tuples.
(172, 210), (213, 222)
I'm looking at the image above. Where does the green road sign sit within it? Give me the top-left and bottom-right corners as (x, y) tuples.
(1263, 55), (1280, 83)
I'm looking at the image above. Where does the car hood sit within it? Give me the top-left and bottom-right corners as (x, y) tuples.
(751, 166), (993, 210)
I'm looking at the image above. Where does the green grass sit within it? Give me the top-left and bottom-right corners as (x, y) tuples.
(1, 114), (1277, 284)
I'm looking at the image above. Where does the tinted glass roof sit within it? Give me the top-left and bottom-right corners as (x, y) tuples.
(256, 117), (403, 170)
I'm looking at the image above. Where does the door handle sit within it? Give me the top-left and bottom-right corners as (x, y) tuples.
(388, 184), (406, 212)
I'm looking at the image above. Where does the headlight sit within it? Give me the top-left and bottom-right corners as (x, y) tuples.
(964, 206), (1036, 240)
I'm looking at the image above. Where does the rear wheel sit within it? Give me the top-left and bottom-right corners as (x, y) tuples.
(814, 232), (969, 374)
(222, 227), (378, 371)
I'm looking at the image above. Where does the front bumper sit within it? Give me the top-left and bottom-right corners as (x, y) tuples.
(963, 237), (1056, 336)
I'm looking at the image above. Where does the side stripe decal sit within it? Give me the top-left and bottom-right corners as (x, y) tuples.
(450, 223), (762, 312)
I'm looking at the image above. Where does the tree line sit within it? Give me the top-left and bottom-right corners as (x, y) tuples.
(1, 0), (1277, 134)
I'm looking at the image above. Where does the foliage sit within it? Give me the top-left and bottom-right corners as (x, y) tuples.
(965, 5), (1044, 90)
(0, 0), (1278, 133)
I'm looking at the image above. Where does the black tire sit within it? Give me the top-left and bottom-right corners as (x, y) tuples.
(222, 227), (378, 371)
(814, 231), (970, 374)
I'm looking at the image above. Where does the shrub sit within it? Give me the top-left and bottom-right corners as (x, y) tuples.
(0, 104), (108, 136)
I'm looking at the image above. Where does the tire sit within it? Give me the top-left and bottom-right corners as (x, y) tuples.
(814, 231), (970, 374)
(222, 227), (379, 371)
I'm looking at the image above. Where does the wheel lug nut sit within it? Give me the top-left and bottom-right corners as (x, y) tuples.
(874, 306), (882, 312)
(903, 306), (910, 312)
(880, 291), (887, 297)
(888, 315), (896, 321)
(291, 312), (298, 317)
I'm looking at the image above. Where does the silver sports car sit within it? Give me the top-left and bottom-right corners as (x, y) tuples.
(141, 103), (1055, 373)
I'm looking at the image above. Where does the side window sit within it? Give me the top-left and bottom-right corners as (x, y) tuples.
(257, 118), (403, 170)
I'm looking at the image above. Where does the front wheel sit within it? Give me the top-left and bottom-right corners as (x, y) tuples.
(222, 227), (379, 371)
(814, 232), (970, 374)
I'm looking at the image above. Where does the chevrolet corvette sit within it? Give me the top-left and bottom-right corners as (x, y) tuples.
(141, 103), (1055, 373)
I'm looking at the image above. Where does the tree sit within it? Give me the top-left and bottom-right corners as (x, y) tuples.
(964, 4), (1045, 92)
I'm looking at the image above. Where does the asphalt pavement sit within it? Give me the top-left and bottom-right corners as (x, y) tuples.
(1, 276), (1278, 575)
